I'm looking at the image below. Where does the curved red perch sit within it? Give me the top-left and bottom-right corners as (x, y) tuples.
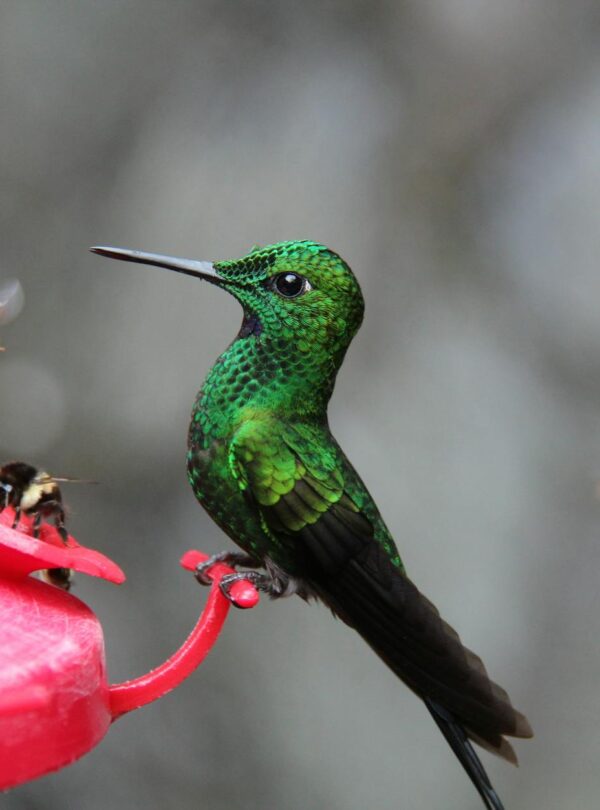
(0, 510), (259, 790)
(109, 550), (259, 717)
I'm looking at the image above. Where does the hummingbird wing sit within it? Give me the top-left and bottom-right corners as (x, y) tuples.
(230, 421), (532, 805)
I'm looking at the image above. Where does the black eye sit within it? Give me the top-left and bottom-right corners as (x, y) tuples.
(273, 272), (311, 298)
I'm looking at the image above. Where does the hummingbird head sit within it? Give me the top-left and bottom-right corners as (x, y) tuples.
(92, 240), (365, 414)
(92, 240), (364, 354)
(214, 241), (364, 349)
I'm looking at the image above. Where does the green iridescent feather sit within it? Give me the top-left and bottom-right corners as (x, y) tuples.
(186, 242), (399, 570)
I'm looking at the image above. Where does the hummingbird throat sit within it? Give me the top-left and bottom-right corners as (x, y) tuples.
(193, 318), (346, 439)
(238, 312), (263, 339)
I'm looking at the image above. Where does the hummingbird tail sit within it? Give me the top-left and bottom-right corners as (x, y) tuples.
(304, 518), (532, 808)
(425, 698), (505, 810)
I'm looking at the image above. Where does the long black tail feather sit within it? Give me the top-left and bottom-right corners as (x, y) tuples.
(425, 699), (505, 810)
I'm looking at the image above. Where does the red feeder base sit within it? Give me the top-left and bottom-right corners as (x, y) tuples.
(0, 576), (111, 789)
(0, 509), (259, 790)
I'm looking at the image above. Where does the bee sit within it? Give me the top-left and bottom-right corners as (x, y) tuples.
(41, 566), (73, 590)
(0, 461), (92, 590)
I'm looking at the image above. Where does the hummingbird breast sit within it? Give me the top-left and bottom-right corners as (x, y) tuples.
(186, 330), (340, 568)
(186, 338), (277, 561)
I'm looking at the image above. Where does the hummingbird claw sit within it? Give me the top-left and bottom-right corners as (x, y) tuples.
(194, 562), (213, 586)
(219, 571), (276, 607)
(194, 551), (259, 586)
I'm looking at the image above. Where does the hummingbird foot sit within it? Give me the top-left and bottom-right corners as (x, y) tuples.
(219, 571), (280, 606)
(194, 551), (260, 586)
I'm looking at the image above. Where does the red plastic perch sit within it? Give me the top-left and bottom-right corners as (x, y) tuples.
(109, 549), (259, 717)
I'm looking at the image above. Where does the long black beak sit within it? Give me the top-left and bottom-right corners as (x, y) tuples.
(90, 246), (220, 283)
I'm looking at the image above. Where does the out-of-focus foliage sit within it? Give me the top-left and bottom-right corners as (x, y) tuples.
(1, 2), (599, 808)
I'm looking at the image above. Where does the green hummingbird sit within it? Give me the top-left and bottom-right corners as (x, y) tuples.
(92, 240), (532, 809)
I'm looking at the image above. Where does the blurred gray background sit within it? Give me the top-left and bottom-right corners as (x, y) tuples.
(1, 2), (599, 808)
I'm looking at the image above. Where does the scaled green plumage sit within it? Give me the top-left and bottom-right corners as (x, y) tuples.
(186, 243), (401, 574)
(93, 240), (532, 810)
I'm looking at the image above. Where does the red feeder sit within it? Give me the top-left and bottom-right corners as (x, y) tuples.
(0, 509), (259, 790)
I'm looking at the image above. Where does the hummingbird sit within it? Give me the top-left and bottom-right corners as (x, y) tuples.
(92, 241), (532, 809)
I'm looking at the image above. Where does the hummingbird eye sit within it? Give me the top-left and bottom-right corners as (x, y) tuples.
(272, 272), (312, 299)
